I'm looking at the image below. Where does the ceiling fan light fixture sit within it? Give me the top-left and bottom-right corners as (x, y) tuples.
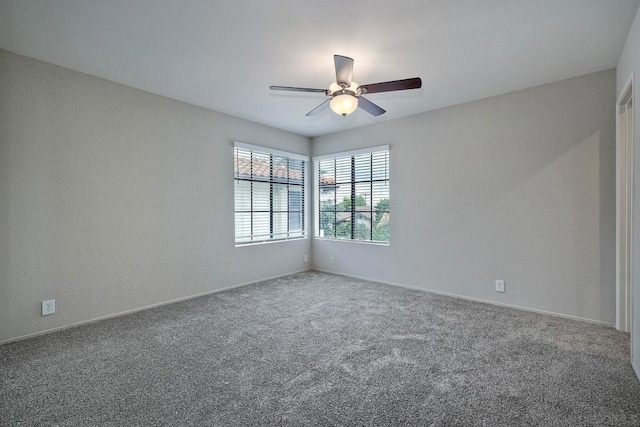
(330, 92), (358, 116)
(270, 55), (421, 117)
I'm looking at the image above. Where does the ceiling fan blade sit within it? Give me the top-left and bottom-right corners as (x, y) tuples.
(358, 96), (386, 116)
(358, 77), (422, 94)
(305, 99), (330, 116)
(334, 55), (354, 86)
(270, 85), (328, 94)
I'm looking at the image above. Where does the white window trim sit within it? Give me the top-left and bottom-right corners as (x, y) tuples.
(234, 141), (309, 246)
(235, 141), (309, 162)
(312, 145), (389, 162)
(313, 145), (390, 244)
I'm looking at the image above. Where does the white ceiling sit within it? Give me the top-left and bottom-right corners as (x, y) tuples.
(1, 0), (638, 137)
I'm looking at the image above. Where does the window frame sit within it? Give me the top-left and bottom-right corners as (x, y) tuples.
(313, 145), (390, 245)
(234, 141), (308, 246)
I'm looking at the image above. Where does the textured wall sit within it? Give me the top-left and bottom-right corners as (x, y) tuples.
(617, 3), (640, 377)
(0, 48), (620, 344)
(312, 70), (616, 325)
(0, 50), (311, 343)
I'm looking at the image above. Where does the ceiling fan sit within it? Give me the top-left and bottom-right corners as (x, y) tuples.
(270, 54), (422, 117)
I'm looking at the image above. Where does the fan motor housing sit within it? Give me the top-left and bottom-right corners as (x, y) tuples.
(329, 82), (361, 97)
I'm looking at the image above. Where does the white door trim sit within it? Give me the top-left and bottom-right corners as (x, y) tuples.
(616, 72), (634, 334)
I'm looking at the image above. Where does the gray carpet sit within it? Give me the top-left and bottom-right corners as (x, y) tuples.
(2, 271), (639, 426)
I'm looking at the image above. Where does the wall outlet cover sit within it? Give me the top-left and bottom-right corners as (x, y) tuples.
(42, 299), (56, 316)
(495, 280), (505, 293)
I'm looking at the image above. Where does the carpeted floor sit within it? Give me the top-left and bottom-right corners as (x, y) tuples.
(2, 271), (639, 426)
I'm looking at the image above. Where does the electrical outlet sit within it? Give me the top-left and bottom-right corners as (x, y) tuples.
(495, 280), (505, 293)
(303, 254), (308, 263)
(42, 299), (56, 316)
(331, 256), (335, 265)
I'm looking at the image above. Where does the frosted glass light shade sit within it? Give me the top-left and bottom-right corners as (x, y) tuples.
(330, 94), (358, 116)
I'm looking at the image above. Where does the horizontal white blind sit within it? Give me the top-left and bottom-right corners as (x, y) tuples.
(234, 144), (306, 244)
(317, 147), (389, 243)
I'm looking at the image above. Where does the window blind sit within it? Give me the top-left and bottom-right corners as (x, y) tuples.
(234, 142), (307, 244)
(316, 146), (389, 243)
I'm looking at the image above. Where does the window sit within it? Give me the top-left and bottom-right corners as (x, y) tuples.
(315, 146), (390, 244)
(234, 142), (307, 244)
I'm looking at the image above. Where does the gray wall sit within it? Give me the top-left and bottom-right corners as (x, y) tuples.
(312, 69), (616, 325)
(617, 3), (640, 378)
(0, 48), (621, 345)
(0, 50), (311, 343)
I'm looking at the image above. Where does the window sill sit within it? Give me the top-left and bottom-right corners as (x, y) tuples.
(313, 237), (390, 247)
(235, 236), (308, 248)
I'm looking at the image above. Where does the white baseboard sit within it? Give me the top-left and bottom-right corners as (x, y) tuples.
(633, 360), (640, 381)
(312, 268), (615, 328)
(0, 268), (312, 346)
